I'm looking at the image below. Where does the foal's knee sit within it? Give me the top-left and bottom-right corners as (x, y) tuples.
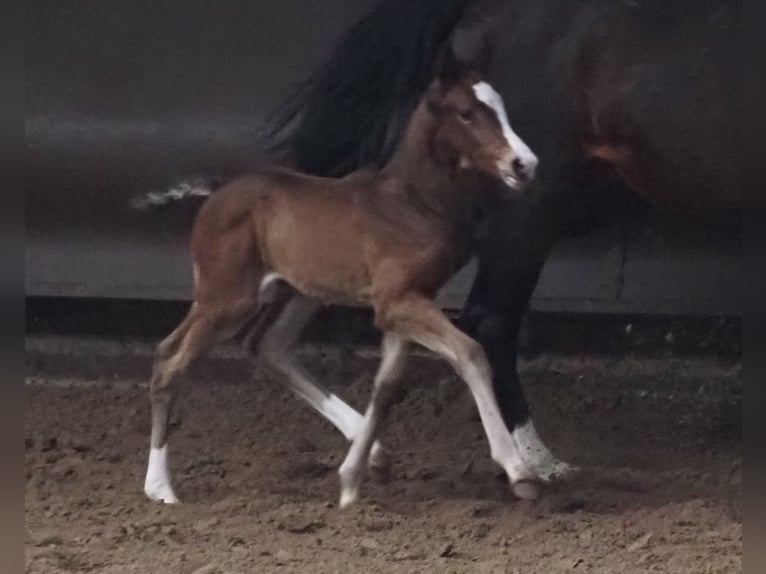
(458, 338), (492, 381)
(465, 338), (489, 367)
(372, 305), (396, 333)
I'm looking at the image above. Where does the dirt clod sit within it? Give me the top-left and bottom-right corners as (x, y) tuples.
(193, 517), (221, 533)
(359, 538), (380, 556)
(628, 533), (654, 551)
(274, 549), (292, 565)
(439, 543), (455, 557)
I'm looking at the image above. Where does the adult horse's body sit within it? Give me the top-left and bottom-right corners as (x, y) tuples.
(265, 0), (741, 479)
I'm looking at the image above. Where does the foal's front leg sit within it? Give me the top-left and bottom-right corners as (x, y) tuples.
(376, 295), (540, 501)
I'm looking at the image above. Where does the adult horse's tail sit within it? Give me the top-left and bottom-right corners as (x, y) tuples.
(263, 0), (475, 178)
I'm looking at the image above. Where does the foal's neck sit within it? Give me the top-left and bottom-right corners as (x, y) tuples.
(382, 104), (481, 229)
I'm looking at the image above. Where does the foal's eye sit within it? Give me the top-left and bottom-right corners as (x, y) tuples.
(458, 109), (474, 123)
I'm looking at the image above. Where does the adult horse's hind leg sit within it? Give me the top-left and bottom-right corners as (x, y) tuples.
(254, 292), (392, 478)
(462, 198), (573, 482)
(145, 300), (256, 503)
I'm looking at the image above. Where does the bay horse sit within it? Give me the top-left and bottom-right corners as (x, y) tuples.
(264, 0), (742, 481)
(142, 61), (542, 507)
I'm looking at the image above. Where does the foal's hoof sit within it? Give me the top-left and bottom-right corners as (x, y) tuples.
(512, 479), (542, 501)
(339, 488), (360, 510)
(368, 444), (393, 483)
(145, 491), (180, 505)
(144, 483), (180, 505)
(338, 461), (362, 509)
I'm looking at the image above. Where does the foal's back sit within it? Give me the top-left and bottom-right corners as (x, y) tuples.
(190, 167), (453, 306)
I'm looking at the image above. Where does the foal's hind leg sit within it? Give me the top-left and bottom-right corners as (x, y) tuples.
(155, 306), (197, 360)
(145, 301), (255, 503)
(338, 333), (407, 508)
(254, 293), (392, 477)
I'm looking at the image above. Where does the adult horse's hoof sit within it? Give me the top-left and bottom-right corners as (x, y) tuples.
(544, 461), (580, 482)
(512, 479), (542, 501)
(513, 422), (576, 483)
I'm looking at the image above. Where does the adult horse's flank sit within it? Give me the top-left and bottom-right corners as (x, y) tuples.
(143, 63), (540, 507)
(265, 0), (741, 480)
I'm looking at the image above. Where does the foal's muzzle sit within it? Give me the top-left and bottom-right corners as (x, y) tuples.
(512, 157), (536, 182)
(500, 154), (538, 190)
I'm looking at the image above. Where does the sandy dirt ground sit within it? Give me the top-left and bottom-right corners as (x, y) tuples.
(26, 343), (741, 573)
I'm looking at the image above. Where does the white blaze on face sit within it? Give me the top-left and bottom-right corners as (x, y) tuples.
(472, 81), (538, 187)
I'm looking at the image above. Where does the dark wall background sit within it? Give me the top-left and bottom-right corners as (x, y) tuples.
(25, 1), (740, 315)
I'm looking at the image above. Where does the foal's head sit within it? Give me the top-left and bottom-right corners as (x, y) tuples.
(424, 64), (538, 191)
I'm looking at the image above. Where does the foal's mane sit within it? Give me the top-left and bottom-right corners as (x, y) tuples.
(262, 0), (472, 179)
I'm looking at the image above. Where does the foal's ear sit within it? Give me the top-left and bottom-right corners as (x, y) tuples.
(426, 48), (464, 112)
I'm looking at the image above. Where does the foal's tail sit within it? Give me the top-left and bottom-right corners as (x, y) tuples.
(129, 177), (223, 210)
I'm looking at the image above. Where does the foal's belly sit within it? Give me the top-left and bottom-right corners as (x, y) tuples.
(255, 185), (459, 307)
(277, 265), (373, 307)
(260, 210), (373, 306)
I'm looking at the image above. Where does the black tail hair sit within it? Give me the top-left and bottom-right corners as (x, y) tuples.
(262, 0), (472, 178)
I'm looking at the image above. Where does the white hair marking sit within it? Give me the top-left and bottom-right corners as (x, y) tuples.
(472, 81), (539, 175)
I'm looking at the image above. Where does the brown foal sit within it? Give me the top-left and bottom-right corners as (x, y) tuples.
(144, 65), (540, 508)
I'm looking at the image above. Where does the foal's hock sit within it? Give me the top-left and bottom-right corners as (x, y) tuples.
(144, 66), (540, 507)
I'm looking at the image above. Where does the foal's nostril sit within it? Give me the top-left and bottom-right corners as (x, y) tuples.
(511, 157), (529, 181)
